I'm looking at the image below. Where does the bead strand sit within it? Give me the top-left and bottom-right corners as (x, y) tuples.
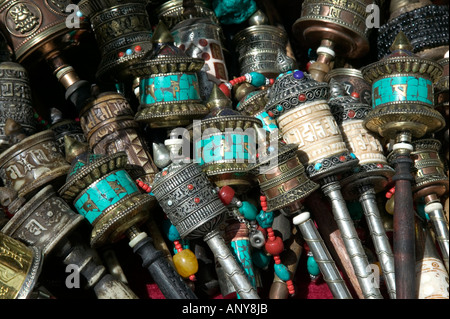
(136, 179), (153, 195)
(219, 71), (275, 98)
(257, 196), (295, 296)
(162, 217), (198, 282)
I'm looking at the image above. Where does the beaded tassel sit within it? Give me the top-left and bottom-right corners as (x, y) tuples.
(137, 179), (197, 281)
(218, 71), (274, 98)
(258, 195), (295, 296)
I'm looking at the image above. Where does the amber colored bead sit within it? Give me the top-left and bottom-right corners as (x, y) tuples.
(265, 236), (284, 255)
(173, 249), (199, 278)
(385, 196), (395, 215)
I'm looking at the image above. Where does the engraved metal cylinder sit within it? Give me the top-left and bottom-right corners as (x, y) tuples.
(322, 180), (383, 299)
(129, 33), (209, 128)
(411, 139), (448, 199)
(361, 33), (445, 140)
(151, 162), (259, 298)
(250, 143), (319, 216)
(50, 110), (86, 156)
(171, 17), (228, 100)
(292, 0), (373, 59)
(187, 115), (262, 194)
(151, 162), (226, 239)
(58, 152), (153, 248)
(293, 211), (353, 299)
(233, 25), (288, 78)
(0, 62), (36, 153)
(265, 72), (358, 180)
(324, 68), (372, 107)
(78, 0), (154, 83)
(79, 92), (158, 185)
(0, 232), (43, 299)
(1, 185), (84, 258)
(328, 84), (394, 196)
(0, 130), (71, 199)
(0, 0), (88, 64)
(154, 0), (219, 30)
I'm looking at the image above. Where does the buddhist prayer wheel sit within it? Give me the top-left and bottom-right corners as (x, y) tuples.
(0, 0), (448, 302)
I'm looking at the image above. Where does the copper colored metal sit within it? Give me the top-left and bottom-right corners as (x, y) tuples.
(79, 92), (159, 185)
(0, 126), (71, 200)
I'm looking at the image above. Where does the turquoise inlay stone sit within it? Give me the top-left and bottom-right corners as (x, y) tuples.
(307, 255), (320, 276)
(213, 0), (257, 25)
(238, 201), (258, 220)
(256, 210), (274, 228)
(126, 49), (133, 55)
(274, 263), (290, 281)
(314, 163), (322, 171)
(350, 153), (356, 159)
(195, 133), (253, 165)
(372, 75), (433, 108)
(255, 112), (278, 134)
(249, 72), (266, 87)
(276, 105), (283, 112)
(230, 239), (256, 289)
(140, 73), (200, 105)
(252, 249), (271, 269)
(74, 170), (139, 224)
(162, 219), (181, 241)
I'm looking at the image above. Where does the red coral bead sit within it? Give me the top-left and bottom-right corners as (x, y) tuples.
(265, 236), (284, 255)
(298, 94), (306, 102)
(218, 185), (235, 205)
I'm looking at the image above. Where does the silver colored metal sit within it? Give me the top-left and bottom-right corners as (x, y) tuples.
(204, 229), (260, 299)
(151, 162), (259, 299)
(293, 211), (352, 299)
(322, 180), (384, 299)
(358, 186), (396, 299)
(425, 202), (449, 273)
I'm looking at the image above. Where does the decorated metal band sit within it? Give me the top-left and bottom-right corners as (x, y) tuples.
(297, 0), (369, 40)
(372, 75), (434, 108)
(265, 71), (329, 118)
(139, 73), (201, 105)
(74, 169), (140, 224)
(155, 0), (219, 29)
(306, 151), (358, 180)
(194, 132), (255, 166)
(0, 233), (42, 299)
(151, 163), (226, 239)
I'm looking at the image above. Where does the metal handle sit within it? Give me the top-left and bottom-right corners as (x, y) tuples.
(204, 229), (260, 299)
(293, 211), (353, 299)
(425, 201), (449, 273)
(322, 180), (383, 299)
(359, 186), (396, 299)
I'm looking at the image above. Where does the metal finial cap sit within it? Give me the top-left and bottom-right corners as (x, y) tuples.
(64, 135), (89, 165)
(206, 83), (233, 110)
(389, 31), (414, 54)
(152, 20), (175, 44)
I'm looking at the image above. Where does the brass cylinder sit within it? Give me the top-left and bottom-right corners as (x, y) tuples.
(0, 232), (43, 299)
